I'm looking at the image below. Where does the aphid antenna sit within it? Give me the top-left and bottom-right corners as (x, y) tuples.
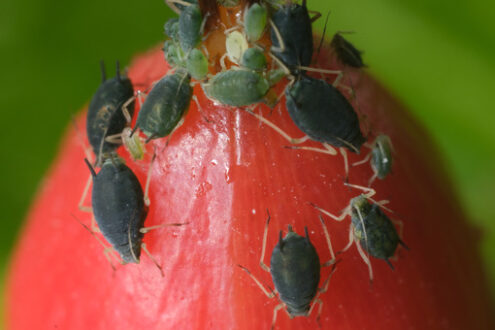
(318, 215), (336, 265)
(307, 261), (338, 322)
(314, 10), (331, 64)
(143, 147), (157, 207)
(259, 210), (271, 272)
(344, 182), (376, 198)
(308, 202), (348, 222)
(268, 19), (286, 54)
(78, 174), (93, 214)
(128, 221), (140, 264)
(354, 204), (374, 283)
(164, 0), (192, 14)
(99, 60), (106, 82)
(139, 222), (189, 234)
(145, 134), (157, 144)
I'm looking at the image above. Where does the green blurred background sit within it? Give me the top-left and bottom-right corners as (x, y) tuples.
(0, 0), (494, 327)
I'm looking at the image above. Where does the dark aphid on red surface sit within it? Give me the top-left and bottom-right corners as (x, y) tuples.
(135, 70), (192, 141)
(270, 0), (317, 68)
(330, 32), (366, 68)
(86, 61), (134, 162)
(239, 211), (337, 328)
(285, 74), (366, 153)
(353, 134), (394, 186)
(312, 184), (407, 282)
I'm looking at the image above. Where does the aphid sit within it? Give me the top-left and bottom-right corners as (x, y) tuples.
(164, 17), (179, 41)
(86, 61), (134, 162)
(135, 70), (192, 141)
(224, 30), (249, 65)
(178, 4), (203, 52)
(270, 0), (318, 68)
(186, 48), (209, 80)
(312, 184), (407, 282)
(353, 134), (394, 186)
(243, 3), (268, 42)
(330, 32), (366, 68)
(238, 211), (337, 328)
(241, 47), (267, 71)
(285, 74), (365, 152)
(203, 69), (270, 107)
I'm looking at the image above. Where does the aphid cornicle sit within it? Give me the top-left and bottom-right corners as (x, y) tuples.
(312, 184), (407, 282)
(136, 70), (192, 141)
(239, 211), (337, 328)
(85, 157), (146, 264)
(285, 75), (366, 152)
(86, 61), (134, 160)
(270, 0), (314, 68)
(203, 69), (270, 107)
(330, 32), (366, 68)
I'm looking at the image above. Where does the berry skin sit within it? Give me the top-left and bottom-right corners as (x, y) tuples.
(6, 47), (495, 330)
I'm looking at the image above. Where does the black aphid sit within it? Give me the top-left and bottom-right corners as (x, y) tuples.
(331, 32), (366, 68)
(239, 211), (337, 328)
(270, 0), (315, 68)
(85, 157), (146, 264)
(86, 61), (134, 162)
(285, 75), (366, 152)
(312, 184), (408, 282)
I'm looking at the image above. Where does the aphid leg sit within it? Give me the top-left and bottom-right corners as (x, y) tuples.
(219, 53), (228, 71)
(308, 263), (337, 323)
(269, 20), (286, 53)
(165, 0), (191, 14)
(237, 265), (276, 298)
(284, 144), (337, 156)
(140, 222), (189, 234)
(143, 150), (156, 207)
(141, 243), (165, 277)
(271, 303), (290, 330)
(72, 214), (118, 270)
(337, 223), (355, 255)
(308, 10), (322, 23)
(318, 215), (336, 266)
(259, 210), (271, 272)
(344, 182), (376, 199)
(352, 151), (372, 167)
(78, 174), (93, 213)
(192, 95), (211, 123)
(245, 109), (311, 145)
(367, 173), (378, 187)
(310, 203), (349, 222)
(340, 147), (349, 182)
(165, 117), (185, 146)
(104, 134), (123, 144)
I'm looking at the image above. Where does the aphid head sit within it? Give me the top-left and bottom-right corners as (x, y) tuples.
(350, 194), (372, 218)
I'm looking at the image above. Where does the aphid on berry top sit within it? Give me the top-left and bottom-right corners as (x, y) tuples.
(330, 32), (366, 68)
(178, 3), (204, 53)
(311, 183), (408, 282)
(135, 70), (192, 141)
(241, 47), (267, 71)
(238, 211), (337, 328)
(353, 134), (394, 186)
(86, 61), (134, 163)
(270, 0), (320, 68)
(203, 69), (270, 107)
(81, 155), (186, 276)
(243, 2), (268, 42)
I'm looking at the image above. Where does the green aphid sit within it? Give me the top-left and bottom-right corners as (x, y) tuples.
(186, 48), (208, 80)
(241, 48), (267, 71)
(164, 18), (179, 41)
(136, 70), (192, 140)
(163, 40), (185, 68)
(244, 3), (268, 42)
(203, 69), (270, 107)
(178, 4), (202, 52)
(370, 135), (393, 180)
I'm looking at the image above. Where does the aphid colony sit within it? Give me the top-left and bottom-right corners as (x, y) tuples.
(77, 0), (407, 328)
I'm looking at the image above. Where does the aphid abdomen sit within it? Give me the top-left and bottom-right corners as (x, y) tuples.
(136, 72), (192, 139)
(331, 33), (365, 68)
(91, 161), (146, 263)
(270, 233), (320, 316)
(270, 2), (313, 67)
(285, 76), (366, 152)
(204, 70), (269, 107)
(87, 77), (134, 155)
(352, 204), (399, 260)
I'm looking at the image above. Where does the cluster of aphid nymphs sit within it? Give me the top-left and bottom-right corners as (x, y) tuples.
(77, 0), (407, 328)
